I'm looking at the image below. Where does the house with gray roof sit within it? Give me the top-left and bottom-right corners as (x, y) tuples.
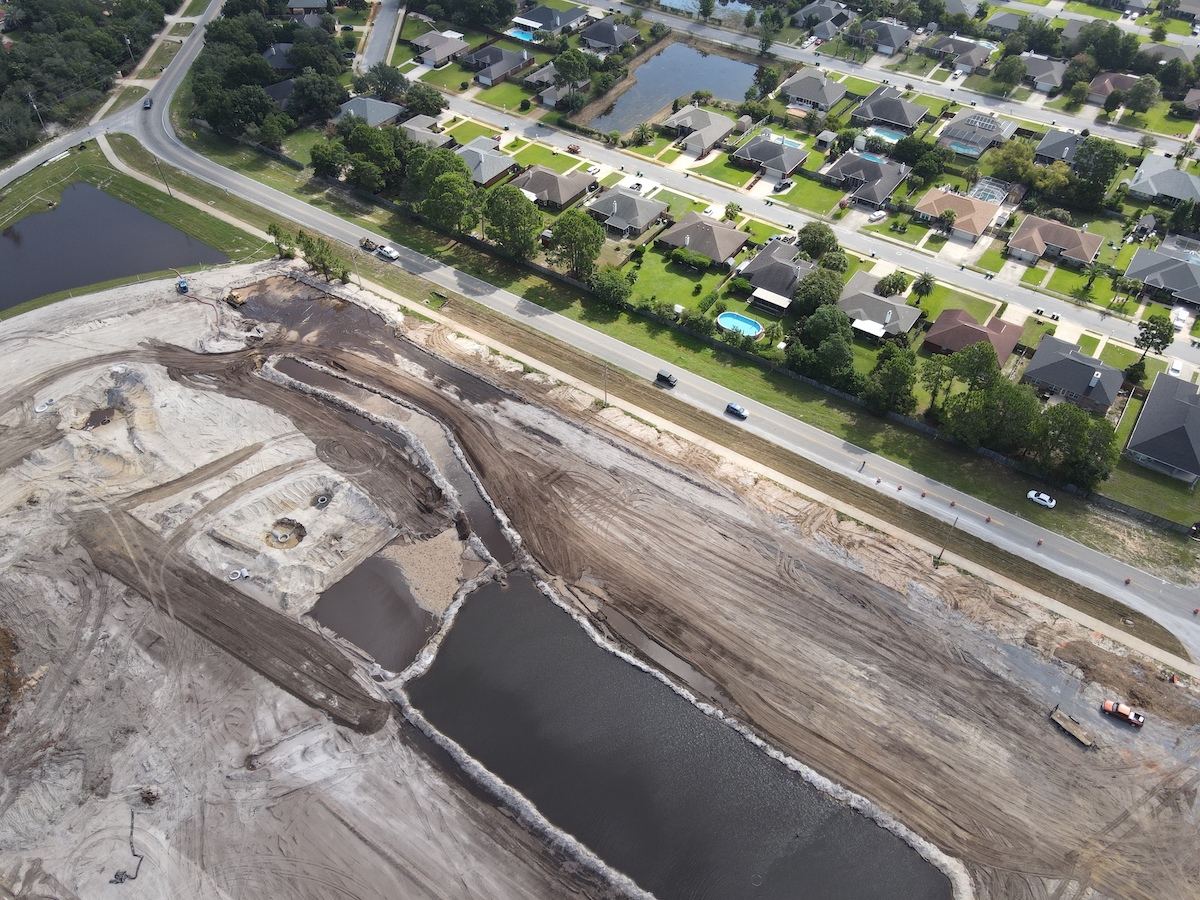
(264, 78), (296, 112)
(511, 4), (587, 35)
(509, 164), (594, 209)
(731, 133), (809, 178)
(412, 31), (470, 67)
(793, 0), (856, 39)
(821, 152), (909, 207)
(1125, 247), (1200, 305)
(456, 135), (518, 186)
(333, 97), (404, 127)
(401, 114), (455, 148)
(738, 241), (815, 312)
(263, 43), (295, 74)
(1034, 129), (1083, 167)
(539, 79), (590, 107)
(1128, 154), (1200, 206)
(585, 187), (668, 236)
(836, 272), (921, 339)
(937, 109), (1017, 157)
(462, 45), (533, 86)
(1126, 373), (1200, 486)
(1020, 53), (1067, 92)
(987, 11), (1035, 34)
(1173, 0), (1200, 18)
(858, 20), (913, 56)
(581, 16), (639, 51)
(1060, 18), (1085, 41)
(1138, 43), (1191, 65)
(926, 35), (980, 60)
(778, 70), (847, 112)
(952, 44), (992, 74)
(850, 86), (928, 132)
(662, 105), (736, 156)
(523, 61), (558, 89)
(944, 0), (979, 17)
(1021, 335), (1124, 413)
(656, 211), (749, 266)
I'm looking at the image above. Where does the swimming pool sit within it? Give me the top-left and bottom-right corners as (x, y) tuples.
(948, 141), (983, 157)
(860, 152), (886, 163)
(505, 27), (540, 42)
(864, 125), (905, 144)
(716, 311), (764, 338)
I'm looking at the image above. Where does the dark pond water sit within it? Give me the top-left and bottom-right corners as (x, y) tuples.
(661, 0), (753, 17)
(588, 43), (759, 136)
(407, 574), (953, 900)
(310, 556), (435, 672)
(0, 183), (227, 312)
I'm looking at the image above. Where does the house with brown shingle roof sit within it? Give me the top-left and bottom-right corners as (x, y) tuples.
(509, 164), (594, 209)
(1087, 72), (1138, 106)
(656, 212), (749, 267)
(911, 190), (1001, 243)
(922, 308), (1023, 364)
(1007, 215), (1103, 266)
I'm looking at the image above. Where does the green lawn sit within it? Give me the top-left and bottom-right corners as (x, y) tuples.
(182, 0), (208, 14)
(976, 239), (1008, 272)
(740, 218), (784, 244)
(476, 80), (537, 113)
(1063, 1), (1119, 18)
(1046, 266), (1118, 303)
(884, 54), (937, 77)
(513, 143), (579, 173)
(780, 177), (844, 214)
(929, 68), (951, 83)
(447, 118), (504, 144)
(837, 75), (881, 98)
(865, 218), (931, 245)
(1098, 341), (1138, 370)
(1148, 15), (1193, 36)
(655, 189), (706, 219)
(1124, 101), (1194, 138)
(169, 22), (195, 37)
(601, 171), (624, 187)
(280, 128), (326, 166)
(661, 148), (683, 164)
(144, 40), (182, 74)
(917, 284), (997, 323)
(1021, 264), (1048, 286)
(695, 155), (755, 187)
(912, 94), (952, 114)
(1097, 457), (1200, 525)
(627, 247), (729, 310)
(336, 6), (371, 26)
(401, 16), (432, 40)
(1115, 395), (1144, 447)
(630, 134), (672, 157)
(1020, 315), (1057, 348)
(1076, 333), (1101, 356)
(421, 62), (475, 91)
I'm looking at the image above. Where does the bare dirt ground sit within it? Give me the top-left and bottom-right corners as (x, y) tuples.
(1, 262), (1199, 900)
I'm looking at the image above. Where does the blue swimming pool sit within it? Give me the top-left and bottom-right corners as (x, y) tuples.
(716, 311), (764, 338)
(860, 152), (886, 163)
(505, 27), (540, 42)
(948, 141), (982, 157)
(864, 125), (905, 144)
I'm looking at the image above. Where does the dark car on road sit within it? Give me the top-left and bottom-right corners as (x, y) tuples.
(655, 370), (677, 388)
(725, 402), (748, 420)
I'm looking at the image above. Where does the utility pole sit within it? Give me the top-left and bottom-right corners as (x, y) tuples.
(935, 516), (958, 567)
(26, 93), (44, 131)
(123, 35), (136, 69)
(352, 248), (362, 287)
(151, 155), (174, 199)
(603, 361), (608, 406)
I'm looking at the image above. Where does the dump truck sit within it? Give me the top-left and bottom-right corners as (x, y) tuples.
(1050, 705), (1095, 748)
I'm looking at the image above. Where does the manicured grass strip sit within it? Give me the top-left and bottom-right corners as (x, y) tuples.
(630, 135), (672, 157)
(513, 143), (578, 173)
(447, 118), (505, 144)
(1115, 396), (1144, 447)
(475, 80), (538, 114)
(918, 284), (996, 324)
(654, 189), (705, 219)
(1020, 316), (1057, 348)
(1021, 265), (1047, 286)
(779, 177), (844, 214)
(976, 240), (1007, 272)
(695, 155), (755, 187)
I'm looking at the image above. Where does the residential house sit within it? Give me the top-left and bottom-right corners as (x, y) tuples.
(849, 86), (929, 133)
(1183, 87), (1200, 115)
(1034, 129), (1083, 167)
(585, 187), (668, 236)
(937, 109), (1017, 157)
(1006, 215), (1104, 266)
(944, 0), (980, 17)
(922, 308), (1023, 364)
(509, 164), (594, 209)
(262, 43), (295, 75)
(951, 44), (992, 75)
(292, 13), (326, 29)
(1127, 154), (1200, 206)
(412, 31), (471, 68)
(511, 5), (588, 35)
(737, 240), (815, 313)
(793, 0), (857, 40)
(333, 97), (404, 127)
(778, 70), (847, 112)
(1126, 373), (1200, 486)
(264, 78), (296, 113)
(912, 189), (1002, 242)
(661, 105), (736, 157)
(539, 80), (590, 107)
(815, 129), (838, 151)
(1169, 0), (1200, 18)
(858, 20), (913, 56)
(401, 113), (455, 149)
(1020, 53), (1067, 92)
(925, 35), (981, 61)
(836, 271), (921, 339)
(456, 135), (519, 186)
(461, 45), (532, 86)
(1022, 335), (1124, 413)
(731, 133), (809, 179)
(986, 11), (1038, 34)
(1059, 18), (1086, 42)
(288, 1), (327, 13)
(523, 61), (558, 90)
(821, 152), (909, 207)
(1125, 248), (1200, 305)
(1087, 72), (1138, 106)
(1139, 43), (1192, 65)
(656, 211), (749, 267)
(581, 16), (639, 51)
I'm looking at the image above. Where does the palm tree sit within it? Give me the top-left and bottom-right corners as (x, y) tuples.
(963, 165), (981, 186)
(632, 122), (654, 146)
(937, 209), (957, 233)
(1083, 261), (1108, 290)
(913, 272), (936, 301)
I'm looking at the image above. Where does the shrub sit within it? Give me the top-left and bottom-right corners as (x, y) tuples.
(727, 276), (753, 294)
(692, 283), (703, 295)
(519, 98), (531, 111)
(460, 81), (469, 91)
(713, 300), (728, 315)
(670, 247), (712, 269)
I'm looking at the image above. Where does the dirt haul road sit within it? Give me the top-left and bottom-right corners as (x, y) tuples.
(0, 263), (1198, 900)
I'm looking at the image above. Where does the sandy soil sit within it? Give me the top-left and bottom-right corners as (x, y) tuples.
(1, 262), (1198, 900)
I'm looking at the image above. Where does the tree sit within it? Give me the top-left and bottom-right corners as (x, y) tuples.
(758, 19), (780, 56)
(1123, 75), (1161, 114)
(631, 122), (654, 145)
(591, 266), (632, 307)
(1135, 313), (1175, 359)
(347, 154), (385, 193)
(1138, 134), (1158, 156)
(422, 172), (479, 234)
(989, 138), (1035, 184)
(291, 69), (348, 120)
(920, 355), (955, 411)
(756, 66), (781, 95)
(796, 222), (839, 258)
(874, 272), (910, 297)
(546, 209), (604, 278)
(992, 56), (1028, 90)
(863, 344), (919, 415)
(1063, 53), (1098, 90)
(744, 9), (756, 28)
(698, 0), (715, 20)
(800, 304), (853, 349)
(1030, 402), (1120, 490)
(412, 148), (471, 197)
(963, 165), (981, 186)
(912, 272), (935, 300)
(794, 269), (844, 316)
(1103, 89), (1125, 115)
(354, 62), (407, 101)
(483, 185), (543, 259)
(1082, 261), (1108, 290)
(950, 341), (1001, 392)
(405, 81), (447, 117)
(348, 0), (368, 11)
(1151, 23), (1167, 43)
(554, 48), (591, 104)
(942, 379), (1038, 452)
(310, 139), (350, 178)
(1072, 136), (1125, 203)
(1168, 198), (1196, 233)
(937, 209), (958, 233)
(1066, 82), (1090, 108)
(724, 201), (742, 221)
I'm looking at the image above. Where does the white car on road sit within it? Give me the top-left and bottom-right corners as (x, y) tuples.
(377, 246), (400, 261)
(1027, 490), (1057, 509)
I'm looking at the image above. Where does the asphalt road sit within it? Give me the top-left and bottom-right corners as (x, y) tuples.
(2, 2), (1199, 661)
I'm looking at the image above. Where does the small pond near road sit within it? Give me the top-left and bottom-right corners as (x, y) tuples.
(587, 43), (759, 136)
(0, 182), (227, 313)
